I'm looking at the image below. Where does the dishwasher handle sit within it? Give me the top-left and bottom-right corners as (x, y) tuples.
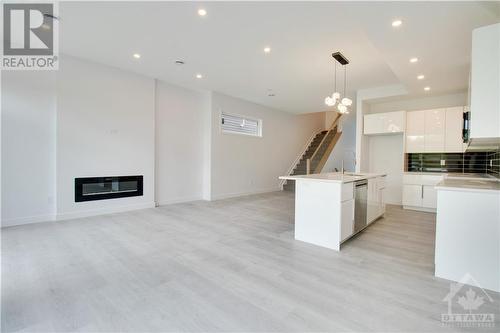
(355, 180), (368, 187)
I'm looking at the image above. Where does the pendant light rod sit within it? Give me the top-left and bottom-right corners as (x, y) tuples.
(334, 60), (337, 93)
(343, 65), (347, 96)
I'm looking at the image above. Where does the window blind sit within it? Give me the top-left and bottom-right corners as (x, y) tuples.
(221, 113), (261, 137)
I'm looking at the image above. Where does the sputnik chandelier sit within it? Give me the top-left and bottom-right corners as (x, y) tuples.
(324, 52), (352, 114)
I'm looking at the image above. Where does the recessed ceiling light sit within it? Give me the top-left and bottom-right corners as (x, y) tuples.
(424, 86), (431, 91)
(196, 74), (203, 79)
(410, 57), (418, 63)
(417, 74), (425, 80)
(133, 53), (141, 59)
(264, 47), (271, 54)
(198, 9), (207, 16)
(392, 20), (402, 27)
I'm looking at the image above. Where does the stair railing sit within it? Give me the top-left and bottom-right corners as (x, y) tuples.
(279, 127), (323, 190)
(306, 114), (342, 174)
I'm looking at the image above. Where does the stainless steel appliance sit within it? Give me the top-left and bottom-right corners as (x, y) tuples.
(353, 179), (368, 234)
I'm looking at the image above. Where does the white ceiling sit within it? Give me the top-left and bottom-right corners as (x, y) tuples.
(58, 1), (499, 114)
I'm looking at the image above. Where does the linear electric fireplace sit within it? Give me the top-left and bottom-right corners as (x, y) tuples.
(75, 176), (143, 202)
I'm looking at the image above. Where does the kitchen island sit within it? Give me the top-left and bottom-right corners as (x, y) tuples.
(279, 172), (386, 251)
(435, 177), (500, 292)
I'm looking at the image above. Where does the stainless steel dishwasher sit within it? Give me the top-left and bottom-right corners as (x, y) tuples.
(353, 179), (368, 234)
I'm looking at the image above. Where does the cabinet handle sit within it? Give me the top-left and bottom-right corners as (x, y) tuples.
(421, 185), (424, 198)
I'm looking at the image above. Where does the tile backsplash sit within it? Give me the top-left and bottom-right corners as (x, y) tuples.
(406, 152), (490, 173)
(487, 150), (500, 178)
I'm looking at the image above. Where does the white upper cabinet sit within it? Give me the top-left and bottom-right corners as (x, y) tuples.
(445, 107), (465, 152)
(364, 111), (406, 135)
(406, 107), (465, 153)
(424, 109), (446, 152)
(470, 23), (500, 142)
(405, 110), (425, 153)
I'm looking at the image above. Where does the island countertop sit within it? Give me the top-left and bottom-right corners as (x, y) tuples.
(435, 178), (500, 193)
(279, 172), (386, 184)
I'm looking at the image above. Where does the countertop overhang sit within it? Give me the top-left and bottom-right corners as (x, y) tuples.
(279, 172), (386, 184)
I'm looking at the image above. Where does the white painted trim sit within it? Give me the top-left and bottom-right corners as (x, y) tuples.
(1, 214), (57, 228)
(156, 196), (204, 206)
(403, 205), (436, 213)
(210, 188), (280, 201)
(55, 202), (156, 221)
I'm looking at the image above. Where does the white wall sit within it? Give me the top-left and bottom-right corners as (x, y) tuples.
(56, 56), (155, 220)
(368, 92), (467, 114)
(368, 134), (404, 205)
(1, 56), (328, 226)
(322, 110), (357, 173)
(210, 92), (324, 199)
(155, 80), (210, 205)
(324, 111), (337, 129)
(1, 71), (57, 227)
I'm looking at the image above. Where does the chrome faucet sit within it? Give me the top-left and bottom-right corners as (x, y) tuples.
(341, 160), (345, 174)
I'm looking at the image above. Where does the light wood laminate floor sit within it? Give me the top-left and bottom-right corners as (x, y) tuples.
(2, 192), (499, 332)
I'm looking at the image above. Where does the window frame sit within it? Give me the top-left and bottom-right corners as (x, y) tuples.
(219, 111), (263, 138)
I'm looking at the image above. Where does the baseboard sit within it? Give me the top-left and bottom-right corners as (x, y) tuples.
(403, 205), (436, 213)
(211, 188), (280, 201)
(1, 214), (56, 228)
(56, 202), (156, 221)
(156, 196), (204, 206)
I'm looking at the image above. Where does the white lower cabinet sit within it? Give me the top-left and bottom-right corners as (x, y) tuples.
(367, 176), (386, 224)
(340, 199), (354, 241)
(422, 185), (438, 209)
(378, 178), (386, 216)
(402, 184), (423, 207)
(367, 179), (378, 224)
(402, 174), (443, 211)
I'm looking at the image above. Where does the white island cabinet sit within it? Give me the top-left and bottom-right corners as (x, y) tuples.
(435, 178), (500, 292)
(367, 176), (386, 224)
(279, 173), (386, 251)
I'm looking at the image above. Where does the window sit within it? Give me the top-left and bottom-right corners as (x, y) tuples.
(221, 112), (262, 137)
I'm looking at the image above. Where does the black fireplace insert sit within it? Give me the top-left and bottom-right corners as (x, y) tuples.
(75, 175), (143, 202)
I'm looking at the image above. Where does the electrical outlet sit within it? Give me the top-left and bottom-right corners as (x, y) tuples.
(440, 159), (446, 166)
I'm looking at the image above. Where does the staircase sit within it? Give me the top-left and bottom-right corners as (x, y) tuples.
(282, 115), (343, 192)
